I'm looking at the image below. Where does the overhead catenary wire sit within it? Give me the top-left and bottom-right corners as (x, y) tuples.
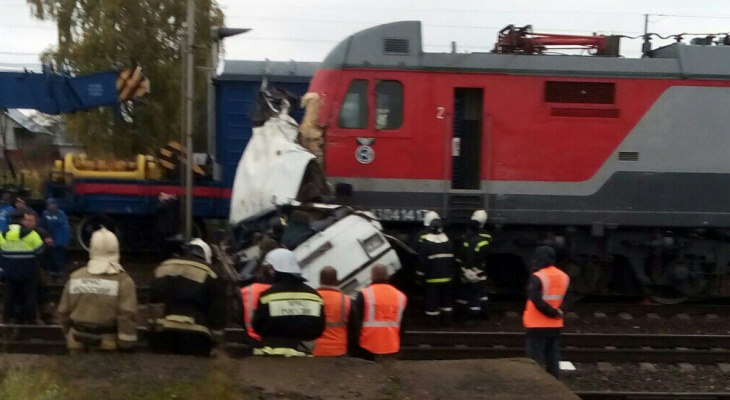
(225, 5), (730, 18)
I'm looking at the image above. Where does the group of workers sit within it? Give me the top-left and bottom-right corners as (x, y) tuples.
(416, 209), (492, 326)
(0, 196), (71, 325)
(45, 225), (407, 360)
(417, 209), (570, 378)
(0, 200), (568, 378)
(243, 248), (406, 359)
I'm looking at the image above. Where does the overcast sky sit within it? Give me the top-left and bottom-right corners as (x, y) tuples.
(2, 0), (730, 71)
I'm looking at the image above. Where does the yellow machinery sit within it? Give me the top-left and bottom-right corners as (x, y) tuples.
(51, 153), (163, 182)
(50, 141), (206, 182)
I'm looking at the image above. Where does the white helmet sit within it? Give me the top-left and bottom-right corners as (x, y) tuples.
(471, 210), (488, 228)
(423, 211), (441, 227)
(188, 238), (212, 264)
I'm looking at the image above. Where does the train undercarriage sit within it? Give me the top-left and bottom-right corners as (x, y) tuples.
(402, 223), (730, 304)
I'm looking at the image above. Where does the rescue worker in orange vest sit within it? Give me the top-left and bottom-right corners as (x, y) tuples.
(241, 264), (275, 349)
(313, 266), (351, 357)
(523, 246), (570, 378)
(349, 264), (407, 360)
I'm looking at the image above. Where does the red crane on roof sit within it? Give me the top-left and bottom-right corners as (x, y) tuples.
(493, 25), (621, 56)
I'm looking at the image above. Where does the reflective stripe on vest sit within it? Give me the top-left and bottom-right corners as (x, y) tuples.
(426, 277), (451, 283)
(523, 266), (570, 329)
(314, 288), (351, 357)
(474, 240), (490, 252)
(241, 283), (271, 341)
(427, 253), (453, 260)
(359, 284), (407, 355)
(325, 292), (349, 328)
(363, 287), (405, 328)
(535, 270), (568, 301)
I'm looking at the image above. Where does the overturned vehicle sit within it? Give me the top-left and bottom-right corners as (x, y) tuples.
(216, 90), (407, 294)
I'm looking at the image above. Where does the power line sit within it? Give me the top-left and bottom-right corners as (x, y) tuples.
(226, 5), (642, 15)
(0, 61), (42, 67)
(0, 51), (43, 56)
(0, 24), (55, 30)
(227, 5), (730, 18)
(225, 15), (646, 35)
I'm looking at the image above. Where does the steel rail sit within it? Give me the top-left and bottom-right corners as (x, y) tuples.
(403, 331), (730, 349)
(3, 326), (729, 363)
(575, 392), (730, 400)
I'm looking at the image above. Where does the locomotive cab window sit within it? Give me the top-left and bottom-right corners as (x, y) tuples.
(375, 80), (403, 130)
(545, 81), (615, 104)
(338, 79), (369, 129)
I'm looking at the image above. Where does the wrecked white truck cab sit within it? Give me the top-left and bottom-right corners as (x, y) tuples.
(294, 210), (401, 292)
(224, 99), (404, 294)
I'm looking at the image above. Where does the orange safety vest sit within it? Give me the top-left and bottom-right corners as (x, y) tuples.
(241, 283), (271, 341)
(523, 266), (570, 329)
(313, 287), (351, 357)
(359, 283), (407, 355)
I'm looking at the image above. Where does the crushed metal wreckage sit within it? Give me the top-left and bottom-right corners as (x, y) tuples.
(214, 89), (410, 294)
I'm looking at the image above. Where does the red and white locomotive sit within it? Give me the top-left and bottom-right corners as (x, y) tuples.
(305, 21), (730, 302)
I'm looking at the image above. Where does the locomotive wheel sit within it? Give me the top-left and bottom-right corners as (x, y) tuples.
(77, 215), (119, 251)
(571, 260), (604, 296)
(648, 287), (689, 305)
(670, 261), (708, 297)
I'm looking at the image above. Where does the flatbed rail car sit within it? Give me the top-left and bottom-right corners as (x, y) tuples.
(305, 21), (730, 302)
(45, 60), (319, 249)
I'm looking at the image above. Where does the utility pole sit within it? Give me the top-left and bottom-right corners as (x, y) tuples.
(207, 30), (218, 180)
(184, 0), (195, 240)
(207, 27), (250, 181)
(642, 14), (652, 56)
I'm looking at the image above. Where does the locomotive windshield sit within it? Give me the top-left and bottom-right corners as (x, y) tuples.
(375, 80), (403, 130)
(338, 79), (368, 129)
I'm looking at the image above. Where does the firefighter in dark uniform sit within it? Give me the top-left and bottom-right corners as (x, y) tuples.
(149, 238), (226, 356)
(417, 211), (455, 326)
(252, 248), (326, 356)
(455, 210), (491, 323)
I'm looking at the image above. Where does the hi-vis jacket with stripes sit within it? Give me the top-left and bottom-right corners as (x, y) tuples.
(313, 287), (351, 356)
(252, 275), (326, 354)
(0, 224), (44, 282)
(150, 257), (227, 338)
(523, 266), (570, 329)
(456, 229), (492, 277)
(417, 231), (456, 284)
(58, 266), (138, 344)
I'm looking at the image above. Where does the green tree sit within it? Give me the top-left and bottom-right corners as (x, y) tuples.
(27, 0), (224, 157)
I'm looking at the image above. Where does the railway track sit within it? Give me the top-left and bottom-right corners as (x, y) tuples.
(4, 282), (730, 317)
(575, 392), (730, 400)
(3, 326), (729, 398)
(400, 331), (730, 363)
(2, 326), (729, 364)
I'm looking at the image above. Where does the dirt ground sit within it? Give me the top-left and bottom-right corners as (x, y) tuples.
(0, 354), (578, 400)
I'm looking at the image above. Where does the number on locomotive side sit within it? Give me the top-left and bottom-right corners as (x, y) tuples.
(436, 107), (445, 119)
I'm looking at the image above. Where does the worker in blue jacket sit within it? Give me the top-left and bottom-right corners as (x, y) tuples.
(41, 198), (71, 281)
(0, 193), (14, 233)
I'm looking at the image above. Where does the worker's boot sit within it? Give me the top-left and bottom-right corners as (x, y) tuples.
(440, 310), (452, 327)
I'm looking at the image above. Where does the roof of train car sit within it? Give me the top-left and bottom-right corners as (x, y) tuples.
(322, 21), (730, 80)
(217, 60), (320, 82)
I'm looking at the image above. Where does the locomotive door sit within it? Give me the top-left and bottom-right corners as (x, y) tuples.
(451, 88), (483, 190)
(445, 87), (486, 220)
